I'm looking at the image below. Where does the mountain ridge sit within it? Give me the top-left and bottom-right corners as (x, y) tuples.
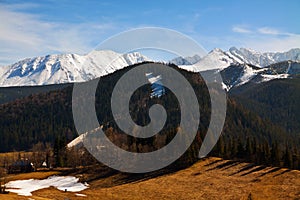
(220, 60), (300, 90)
(176, 47), (300, 71)
(0, 50), (149, 87)
(0, 47), (299, 87)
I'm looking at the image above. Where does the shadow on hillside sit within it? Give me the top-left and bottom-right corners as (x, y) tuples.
(206, 160), (240, 172)
(240, 165), (268, 176)
(229, 163), (256, 176)
(257, 167), (281, 177)
(60, 163), (183, 188)
(273, 169), (291, 177)
(204, 159), (223, 167)
(205, 160), (269, 176)
(59, 158), (298, 188)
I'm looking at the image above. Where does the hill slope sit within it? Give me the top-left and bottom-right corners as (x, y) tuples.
(1, 157), (299, 200)
(230, 76), (300, 134)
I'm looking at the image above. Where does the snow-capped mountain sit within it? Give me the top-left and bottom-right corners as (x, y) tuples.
(174, 47), (300, 72)
(171, 47), (300, 90)
(220, 60), (300, 91)
(227, 47), (300, 67)
(177, 48), (239, 72)
(0, 47), (300, 88)
(0, 50), (149, 87)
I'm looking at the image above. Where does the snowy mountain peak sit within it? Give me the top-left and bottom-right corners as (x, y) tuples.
(211, 48), (224, 53)
(178, 48), (238, 72)
(0, 50), (149, 87)
(228, 47), (300, 67)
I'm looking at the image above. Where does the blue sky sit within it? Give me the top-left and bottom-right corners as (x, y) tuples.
(0, 0), (299, 65)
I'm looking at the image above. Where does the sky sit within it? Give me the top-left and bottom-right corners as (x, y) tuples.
(0, 0), (299, 65)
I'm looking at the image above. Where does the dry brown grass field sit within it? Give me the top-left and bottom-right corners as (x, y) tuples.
(1, 157), (299, 200)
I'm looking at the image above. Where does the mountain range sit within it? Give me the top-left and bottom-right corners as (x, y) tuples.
(175, 47), (300, 68)
(0, 51), (300, 170)
(0, 47), (299, 89)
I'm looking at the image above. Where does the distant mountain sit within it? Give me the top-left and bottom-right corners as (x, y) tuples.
(228, 47), (300, 67)
(171, 48), (300, 90)
(175, 47), (300, 71)
(0, 50), (149, 87)
(177, 48), (238, 72)
(0, 47), (300, 88)
(220, 61), (300, 90)
(170, 54), (201, 65)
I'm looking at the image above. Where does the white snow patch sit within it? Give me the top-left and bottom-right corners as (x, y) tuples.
(222, 82), (230, 92)
(75, 193), (87, 197)
(147, 75), (162, 84)
(67, 132), (87, 148)
(67, 126), (104, 148)
(236, 65), (256, 86)
(260, 74), (289, 82)
(5, 176), (88, 196)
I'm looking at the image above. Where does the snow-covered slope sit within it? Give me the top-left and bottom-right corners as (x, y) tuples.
(173, 48), (300, 90)
(1, 47), (300, 88)
(0, 50), (149, 87)
(220, 60), (300, 90)
(228, 47), (300, 67)
(176, 47), (300, 72)
(178, 48), (239, 72)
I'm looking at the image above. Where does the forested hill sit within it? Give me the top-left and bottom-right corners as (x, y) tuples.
(0, 62), (299, 169)
(230, 76), (300, 135)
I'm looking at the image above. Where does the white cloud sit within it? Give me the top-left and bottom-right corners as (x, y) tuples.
(232, 25), (296, 37)
(232, 26), (252, 34)
(0, 3), (118, 65)
(229, 25), (300, 52)
(258, 27), (281, 35)
(257, 27), (297, 37)
(245, 34), (300, 52)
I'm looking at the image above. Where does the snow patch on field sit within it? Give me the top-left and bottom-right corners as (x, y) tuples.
(5, 176), (88, 196)
(76, 193), (87, 197)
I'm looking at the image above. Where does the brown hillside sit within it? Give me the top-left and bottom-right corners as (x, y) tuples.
(1, 157), (299, 200)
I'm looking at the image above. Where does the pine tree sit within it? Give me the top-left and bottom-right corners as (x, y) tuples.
(263, 140), (271, 165)
(237, 138), (245, 159)
(217, 136), (225, 157)
(283, 144), (292, 168)
(245, 137), (253, 161)
(271, 141), (280, 166)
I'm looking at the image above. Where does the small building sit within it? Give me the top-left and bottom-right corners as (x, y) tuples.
(42, 161), (47, 168)
(7, 160), (34, 174)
